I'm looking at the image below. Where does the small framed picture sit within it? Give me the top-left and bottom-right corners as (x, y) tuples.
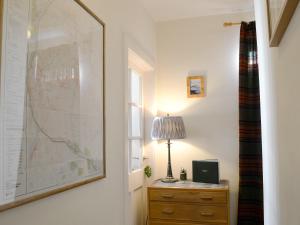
(187, 76), (205, 98)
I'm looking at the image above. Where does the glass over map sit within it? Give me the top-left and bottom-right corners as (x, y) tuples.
(0, 0), (105, 209)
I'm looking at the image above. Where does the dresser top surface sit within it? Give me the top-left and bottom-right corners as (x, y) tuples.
(149, 179), (229, 190)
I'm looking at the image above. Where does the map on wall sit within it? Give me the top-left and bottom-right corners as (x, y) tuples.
(0, 0), (105, 210)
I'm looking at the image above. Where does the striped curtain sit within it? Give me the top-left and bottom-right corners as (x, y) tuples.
(237, 22), (264, 225)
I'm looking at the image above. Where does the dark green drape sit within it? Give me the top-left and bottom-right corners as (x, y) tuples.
(237, 21), (264, 225)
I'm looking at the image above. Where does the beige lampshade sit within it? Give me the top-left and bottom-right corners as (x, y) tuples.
(151, 116), (186, 140)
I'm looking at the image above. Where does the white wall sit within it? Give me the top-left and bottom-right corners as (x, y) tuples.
(0, 0), (156, 225)
(254, 1), (300, 225)
(155, 12), (253, 225)
(254, 1), (281, 225)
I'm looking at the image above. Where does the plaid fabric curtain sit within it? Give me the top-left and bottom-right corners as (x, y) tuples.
(237, 21), (264, 225)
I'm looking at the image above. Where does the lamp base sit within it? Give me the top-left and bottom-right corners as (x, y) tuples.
(161, 177), (178, 183)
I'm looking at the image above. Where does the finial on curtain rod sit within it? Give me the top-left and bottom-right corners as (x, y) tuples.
(223, 22), (242, 27)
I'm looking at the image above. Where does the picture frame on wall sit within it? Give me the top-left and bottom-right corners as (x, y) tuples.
(187, 76), (205, 98)
(267, 0), (300, 47)
(0, 0), (105, 211)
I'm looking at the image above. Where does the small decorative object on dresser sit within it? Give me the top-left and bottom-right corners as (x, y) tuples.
(180, 168), (187, 181)
(148, 180), (230, 225)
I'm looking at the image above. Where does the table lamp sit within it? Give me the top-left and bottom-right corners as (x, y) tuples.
(151, 114), (186, 183)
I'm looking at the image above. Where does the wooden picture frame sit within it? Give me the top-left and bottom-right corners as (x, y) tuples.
(267, 0), (299, 47)
(187, 76), (205, 98)
(0, 0), (106, 212)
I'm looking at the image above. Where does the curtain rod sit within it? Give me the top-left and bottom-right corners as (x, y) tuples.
(223, 22), (241, 27)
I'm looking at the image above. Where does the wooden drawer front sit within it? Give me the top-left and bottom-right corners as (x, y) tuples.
(149, 221), (226, 225)
(149, 189), (227, 204)
(149, 202), (227, 223)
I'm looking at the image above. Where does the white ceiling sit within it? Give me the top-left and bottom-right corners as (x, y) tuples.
(138, 0), (254, 22)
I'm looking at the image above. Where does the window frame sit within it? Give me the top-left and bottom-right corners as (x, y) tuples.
(127, 68), (144, 172)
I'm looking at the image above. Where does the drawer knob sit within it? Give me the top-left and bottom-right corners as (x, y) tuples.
(162, 208), (174, 215)
(200, 196), (213, 200)
(161, 194), (174, 199)
(200, 212), (214, 217)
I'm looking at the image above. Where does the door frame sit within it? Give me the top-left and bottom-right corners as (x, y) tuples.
(123, 34), (155, 225)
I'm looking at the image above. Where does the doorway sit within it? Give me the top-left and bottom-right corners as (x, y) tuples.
(124, 36), (155, 225)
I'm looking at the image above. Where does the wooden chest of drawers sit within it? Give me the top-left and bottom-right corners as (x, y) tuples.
(148, 180), (229, 225)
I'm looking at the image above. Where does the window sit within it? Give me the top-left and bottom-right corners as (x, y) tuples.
(128, 69), (143, 171)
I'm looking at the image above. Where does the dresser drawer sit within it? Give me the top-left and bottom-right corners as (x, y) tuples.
(149, 189), (227, 204)
(149, 202), (227, 223)
(149, 221), (226, 225)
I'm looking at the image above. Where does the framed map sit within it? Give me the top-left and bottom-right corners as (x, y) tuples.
(0, 0), (105, 211)
(267, 0), (299, 46)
